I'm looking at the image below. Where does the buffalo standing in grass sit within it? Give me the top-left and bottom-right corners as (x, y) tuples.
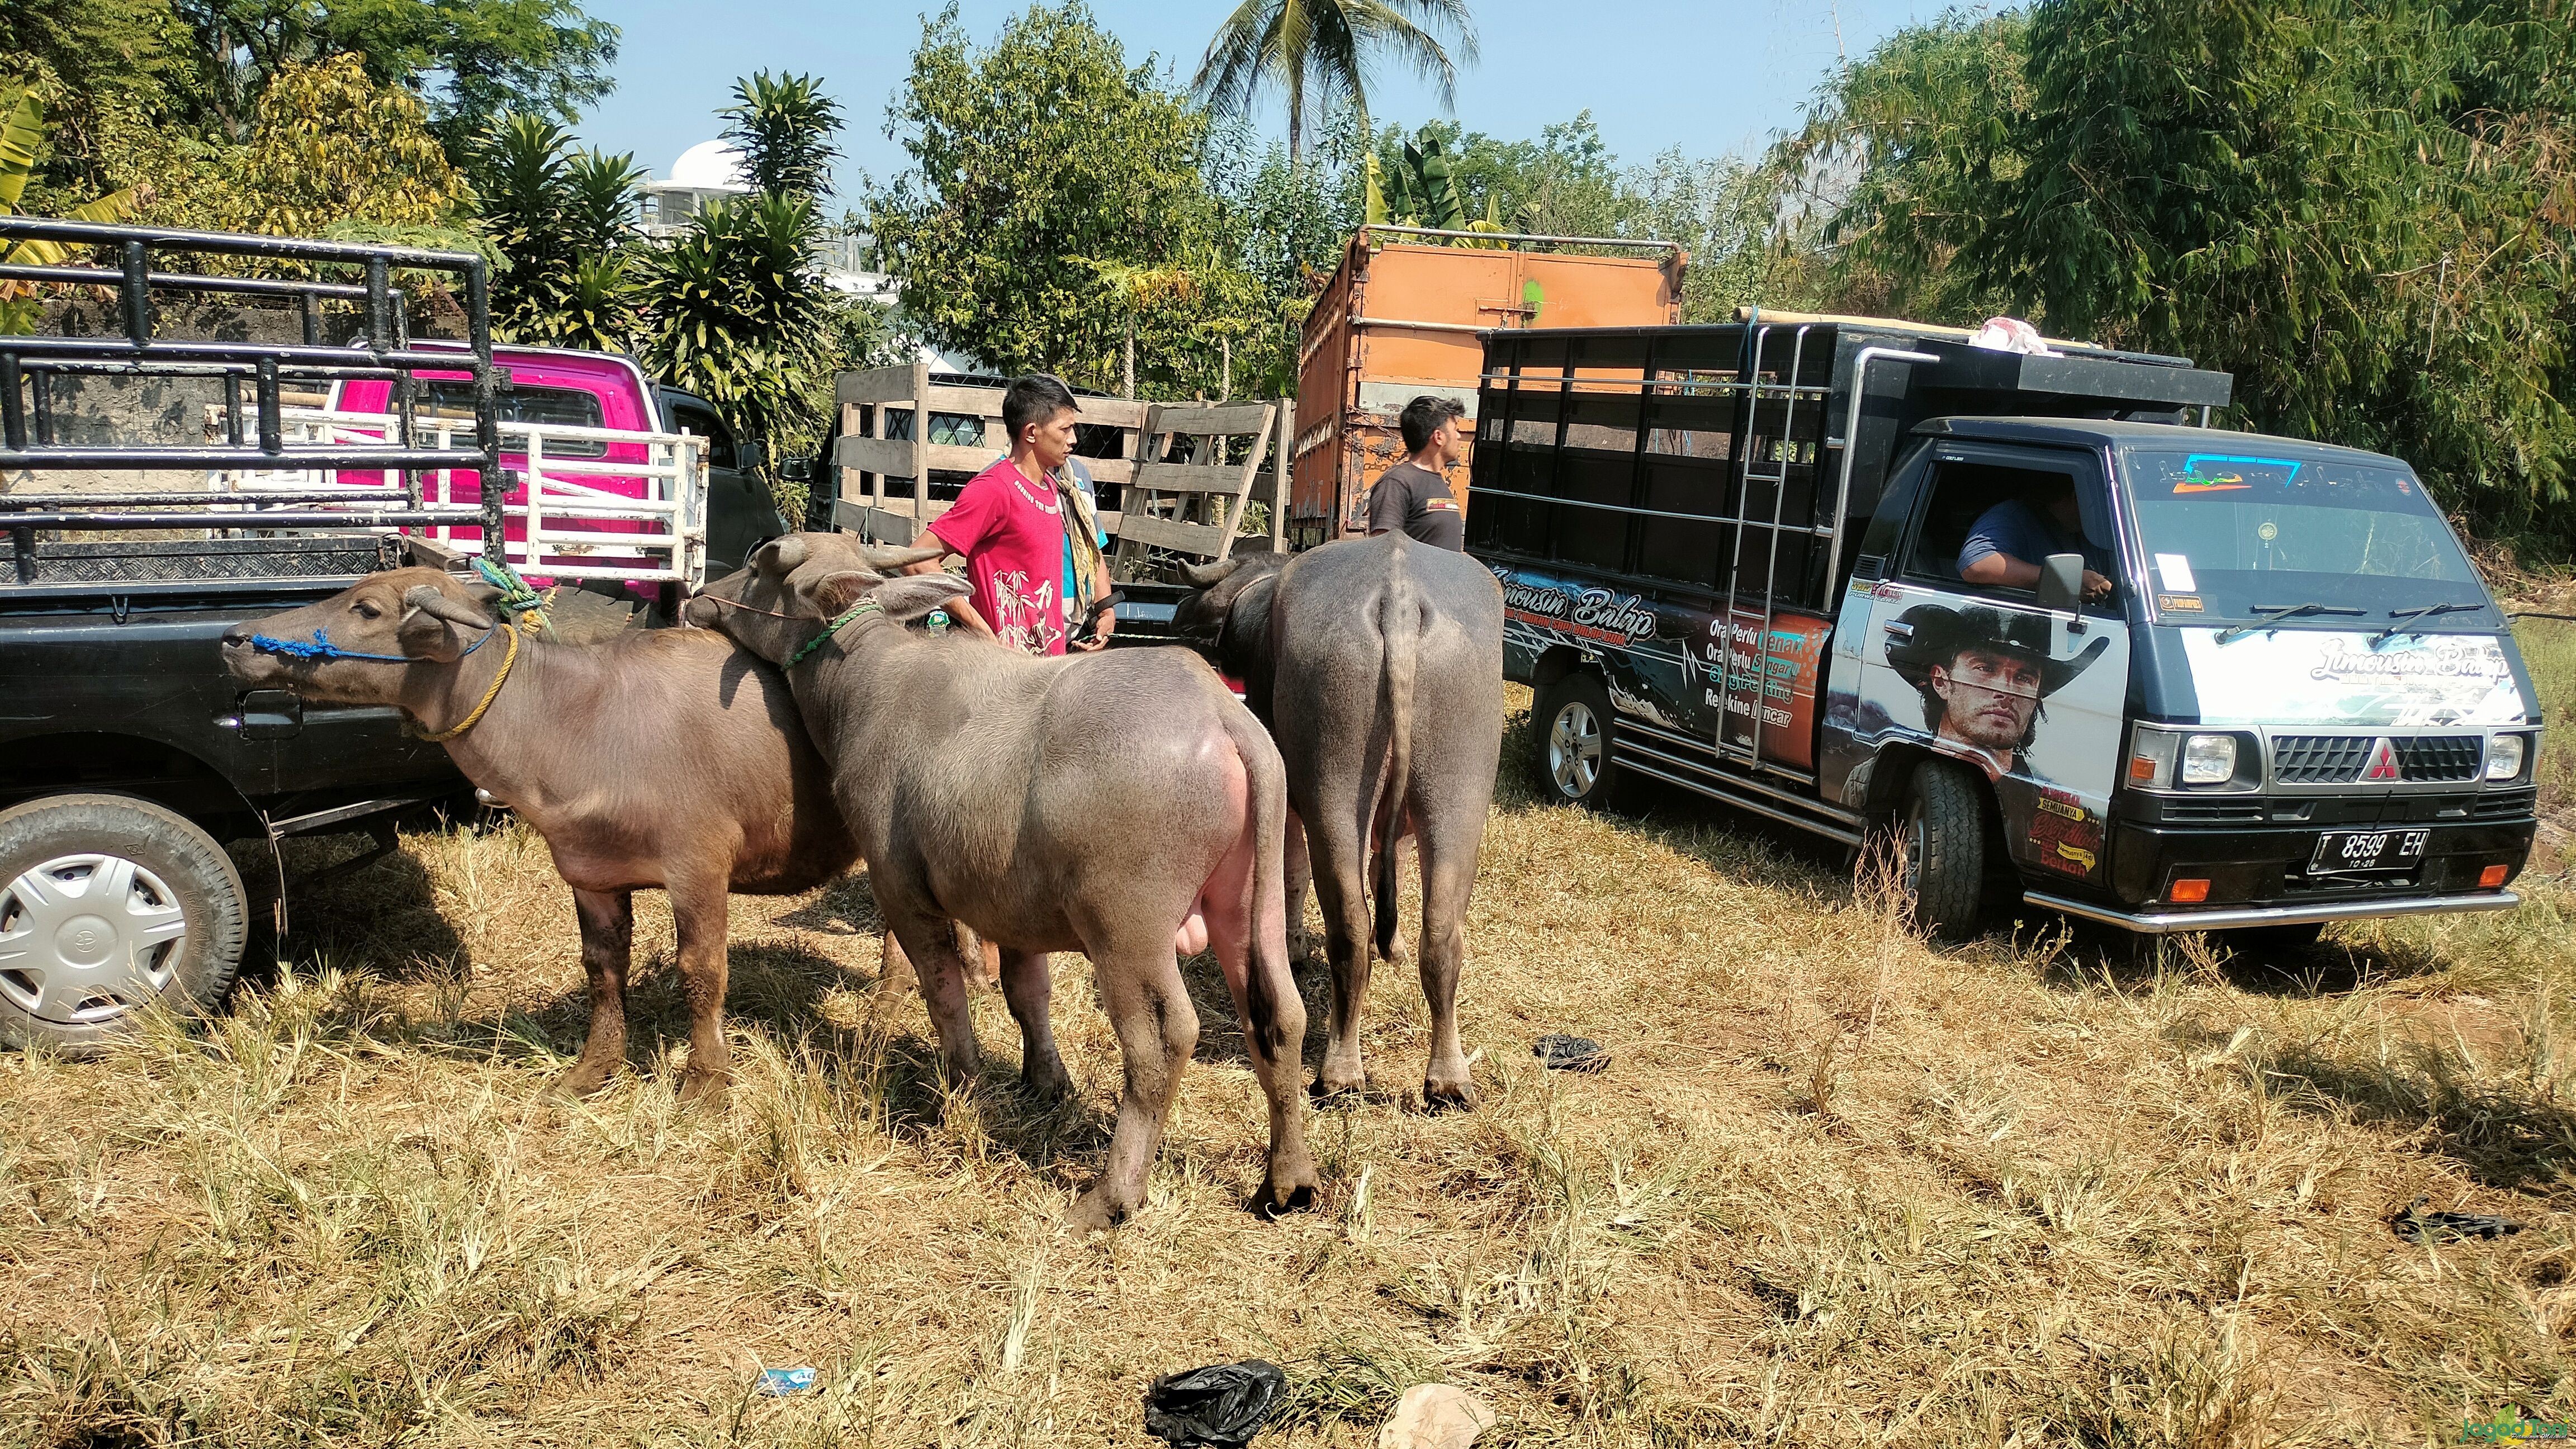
(223, 568), (857, 1104)
(685, 534), (1316, 1229)
(1176, 533), (1504, 1106)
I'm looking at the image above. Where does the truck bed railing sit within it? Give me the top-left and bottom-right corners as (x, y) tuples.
(212, 407), (711, 588)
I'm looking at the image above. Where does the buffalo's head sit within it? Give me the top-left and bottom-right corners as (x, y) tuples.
(221, 567), (503, 703)
(1171, 547), (1287, 672)
(685, 532), (970, 667)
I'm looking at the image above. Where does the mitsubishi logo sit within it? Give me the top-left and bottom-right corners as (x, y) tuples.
(2362, 738), (2403, 782)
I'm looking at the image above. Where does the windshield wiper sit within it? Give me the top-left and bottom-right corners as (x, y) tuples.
(2214, 600), (2366, 646)
(2371, 600), (2484, 644)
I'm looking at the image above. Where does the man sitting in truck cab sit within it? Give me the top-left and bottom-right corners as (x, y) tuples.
(1957, 475), (2116, 602)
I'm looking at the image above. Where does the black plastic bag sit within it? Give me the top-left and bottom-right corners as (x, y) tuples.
(1143, 1359), (1287, 1447)
(1534, 1034), (1609, 1072)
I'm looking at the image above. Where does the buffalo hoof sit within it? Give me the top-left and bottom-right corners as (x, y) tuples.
(677, 1071), (732, 1111)
(1309, 1070), (1367, 1100)
(1066, 1185), (1135, 1233)
(1020, 1064), (1074, 1104)
(1421, 1078), (1479, 1113)
(1256, 1162), (1320, 1219)
(551, 1063), (617, 1100)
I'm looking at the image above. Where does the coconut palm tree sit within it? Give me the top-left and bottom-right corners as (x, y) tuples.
(1192, 0), (1478, 166)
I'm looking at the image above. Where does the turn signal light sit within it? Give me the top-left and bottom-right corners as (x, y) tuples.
(2480, 864), (2511, 889)
(2169, 878), (2212, 903)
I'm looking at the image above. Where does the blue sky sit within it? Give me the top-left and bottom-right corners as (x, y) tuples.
(577, 0), (1945, 203)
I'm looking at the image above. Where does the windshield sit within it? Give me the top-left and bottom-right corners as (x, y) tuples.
(2119, 447), (2492, 626)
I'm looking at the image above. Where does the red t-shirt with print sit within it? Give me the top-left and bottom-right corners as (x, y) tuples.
(928, 456), (1067, 656)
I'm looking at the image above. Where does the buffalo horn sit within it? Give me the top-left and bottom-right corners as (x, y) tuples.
(757, 536), (809, 576)
(856, 541), (947, 572)
(1180, 557), (1245, 588)
(404, 584), (495, 629)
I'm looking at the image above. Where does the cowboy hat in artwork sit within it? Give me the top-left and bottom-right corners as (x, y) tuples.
(1885, 603), (2112, 778)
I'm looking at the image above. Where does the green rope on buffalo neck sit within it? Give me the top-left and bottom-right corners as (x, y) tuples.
(474, 553), (555, 639)
(786, 598), (882, 669)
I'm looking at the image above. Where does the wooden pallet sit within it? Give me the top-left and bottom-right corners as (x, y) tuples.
(827, 366), (1285, 569)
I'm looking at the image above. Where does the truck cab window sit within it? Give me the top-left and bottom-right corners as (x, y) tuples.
(671, 405), (737, 470)
(424, 382), (609, 459)
(1907, 456), (2114, 595)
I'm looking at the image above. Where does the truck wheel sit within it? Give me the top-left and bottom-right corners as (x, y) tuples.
(0, 794), (249, 1055)
(1534, 674), (1622, 810)
(1901, 760), (1987, 940)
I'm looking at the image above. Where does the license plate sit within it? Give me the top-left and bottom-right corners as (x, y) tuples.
(2310, 828), (2430, 873)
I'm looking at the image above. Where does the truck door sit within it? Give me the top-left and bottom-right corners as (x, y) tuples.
(1825, 443), (2130, 889)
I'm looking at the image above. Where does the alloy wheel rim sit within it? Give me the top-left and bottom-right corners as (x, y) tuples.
(0, 853), (188, 1026)
(1549, 700), (1603, 797)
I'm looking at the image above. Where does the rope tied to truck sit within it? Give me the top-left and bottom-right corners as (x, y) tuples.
(473, 553), (555, 638)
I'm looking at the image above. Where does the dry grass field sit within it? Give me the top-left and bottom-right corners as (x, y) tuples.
(6, 637), (2576, 1446)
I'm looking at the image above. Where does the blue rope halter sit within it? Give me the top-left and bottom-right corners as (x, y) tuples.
(247, 623), (493, 665)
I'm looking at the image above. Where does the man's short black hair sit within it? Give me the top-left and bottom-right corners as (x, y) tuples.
(1399, 394), (1467, 453)
(1003, 373), (1080, 445)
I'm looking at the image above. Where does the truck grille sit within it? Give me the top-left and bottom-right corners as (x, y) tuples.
(2271, 733), (2483, 784)
(2272, 736), (2373, 784)
(2392, 735), (2482, 782)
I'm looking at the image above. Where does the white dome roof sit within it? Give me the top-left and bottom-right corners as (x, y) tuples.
(669, 140), (749, 191)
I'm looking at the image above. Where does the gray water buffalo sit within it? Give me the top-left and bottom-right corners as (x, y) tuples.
(1175, 533), (1503, 1107)
(222, 567), (858, 1104)
(683, 534), (1315, 1229)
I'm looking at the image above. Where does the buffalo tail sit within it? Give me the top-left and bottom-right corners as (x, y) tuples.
(1372, 555), (1419, 961)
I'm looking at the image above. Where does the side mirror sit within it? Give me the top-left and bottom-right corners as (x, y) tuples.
(2038, 552), (2085, 615)
(736, 441), (766, 473)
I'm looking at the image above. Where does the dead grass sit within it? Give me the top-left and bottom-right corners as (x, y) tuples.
(4, 686), (2574, 1446)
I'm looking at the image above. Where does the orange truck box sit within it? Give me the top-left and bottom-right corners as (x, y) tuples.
(1290, 226), (1684, 546)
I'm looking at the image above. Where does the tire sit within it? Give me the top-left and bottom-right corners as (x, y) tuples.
(1901, 760), (1988, 940)
(0, 794), (249, 1055)
(1534, 674), (1622, 810)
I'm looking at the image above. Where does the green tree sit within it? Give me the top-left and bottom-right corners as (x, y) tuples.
(472, 112), (643, 350)
(640, 191), (838, 488)
(870, 2), (1264, 396)
(230, 54), (467, 240)
(0, 88), (144, 333)
(1192, 0), (1477, 165)
(719, 72), (841, 200)
(173, 0), (618, 157)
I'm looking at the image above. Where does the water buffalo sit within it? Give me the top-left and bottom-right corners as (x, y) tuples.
(221, 567), (858, 1104)
(1175, 533), (1504, 1107)
(683, 534), (1316, 1229)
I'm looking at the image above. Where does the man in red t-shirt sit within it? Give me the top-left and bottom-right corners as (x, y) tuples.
(910, 373), (1111, 655)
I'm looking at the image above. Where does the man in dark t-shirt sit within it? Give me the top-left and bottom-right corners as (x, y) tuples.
(1366, 394), (1469, 550)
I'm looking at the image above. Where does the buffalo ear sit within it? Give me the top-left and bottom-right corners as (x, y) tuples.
(680, 595), (723, 628)
(396, 585), (484, 661)
(756, 536), (809, 577)
(809, 568), (886, 615)
(871, 572), (973, 624)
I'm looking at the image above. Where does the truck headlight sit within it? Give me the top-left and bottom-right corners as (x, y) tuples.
(2181, 734), (2238, 785)
(2486, 734), (2526, 782)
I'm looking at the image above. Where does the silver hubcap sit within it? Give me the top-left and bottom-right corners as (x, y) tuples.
(1548, 700), (1603, 798)
(1904, 804), (1929, 903)
(0, 854), (188, 1025)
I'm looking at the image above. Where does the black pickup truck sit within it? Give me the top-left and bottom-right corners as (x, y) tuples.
(0, 219), (507, 1052)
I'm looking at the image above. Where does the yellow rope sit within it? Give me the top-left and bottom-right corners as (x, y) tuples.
(417, 614), (536, 743)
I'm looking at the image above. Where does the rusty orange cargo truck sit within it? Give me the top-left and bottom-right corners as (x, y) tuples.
(1290, 224), (1684, 547)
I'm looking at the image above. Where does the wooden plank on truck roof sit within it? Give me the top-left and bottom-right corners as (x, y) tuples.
(835, 435), (912, 475)
(1114, 513), (1228, 555)
(1144, 401), (1273, 436)
(1130, 462), (1254, 495)
(836, 368), (920, 407)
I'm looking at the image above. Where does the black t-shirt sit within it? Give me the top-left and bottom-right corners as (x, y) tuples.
(1366, 461), (1465, 550)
